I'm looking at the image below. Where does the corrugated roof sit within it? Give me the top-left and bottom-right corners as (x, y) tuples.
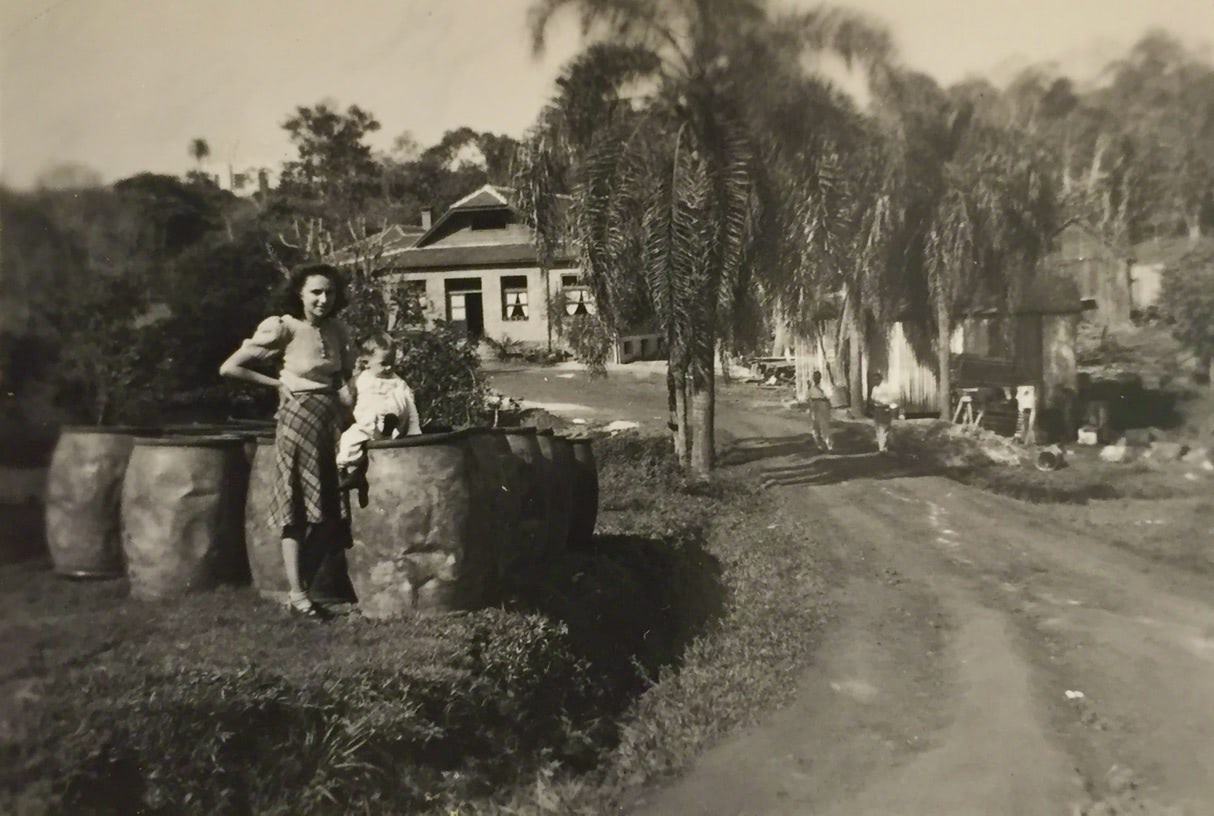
(385, 242), (577, 271)
(329, 224), (425, 265)
(423, 222), (534, 249)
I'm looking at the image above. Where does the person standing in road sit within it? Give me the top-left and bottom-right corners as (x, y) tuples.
(870, 372), (901, 453)
(807, 370), (834, 452)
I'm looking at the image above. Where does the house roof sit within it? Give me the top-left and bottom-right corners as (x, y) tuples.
(378, 183), (578, 271)
(385, 242), (576, 270)
(415, 184), (514, 248)
(448, 185), (511, 210)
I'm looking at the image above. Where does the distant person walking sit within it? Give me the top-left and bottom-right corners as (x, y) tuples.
(870, 372), (900, 453)
(220, 263), (357, 620)
(807, 370), (834, 452)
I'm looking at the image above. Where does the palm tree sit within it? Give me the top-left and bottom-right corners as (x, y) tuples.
(188, 138), (210, 168)
(921, 109), (1059, 418)
(520, 0), (896, 475)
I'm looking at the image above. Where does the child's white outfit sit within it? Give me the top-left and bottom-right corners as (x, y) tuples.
(337, 370), (422, 468)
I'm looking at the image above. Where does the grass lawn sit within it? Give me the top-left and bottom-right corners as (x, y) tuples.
(0, 432), (835, 815)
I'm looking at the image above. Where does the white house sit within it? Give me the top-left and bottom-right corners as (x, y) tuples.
(378, 185), (664, 362)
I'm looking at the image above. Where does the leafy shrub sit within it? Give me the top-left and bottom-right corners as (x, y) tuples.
(1, 611), (607, 816)
(522, 347), (570, 365)
(1159, 240), (1214, 381)
(396, 321), (490, 428)
(482, 334), (524, 360)
(561, 314), (614, 377)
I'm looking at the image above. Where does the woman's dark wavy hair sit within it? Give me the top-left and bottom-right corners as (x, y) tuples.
(275, 263), (349, 318)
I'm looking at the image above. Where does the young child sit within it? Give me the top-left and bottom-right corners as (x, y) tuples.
(337, 334), (421, 503)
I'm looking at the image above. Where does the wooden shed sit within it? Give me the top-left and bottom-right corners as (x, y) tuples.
(796, 275), (1086, 416)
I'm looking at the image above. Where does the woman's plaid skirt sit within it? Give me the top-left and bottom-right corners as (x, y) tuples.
(269, 391), (349, 531)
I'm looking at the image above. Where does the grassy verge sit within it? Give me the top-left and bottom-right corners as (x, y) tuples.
(1040, 495), (1214, 576)
(0, 433), (831, 815)
(480, 442), (833, 814)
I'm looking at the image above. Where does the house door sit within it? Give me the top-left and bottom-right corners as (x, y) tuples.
(445, 278), (484, 340)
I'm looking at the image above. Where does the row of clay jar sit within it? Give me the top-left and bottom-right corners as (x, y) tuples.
(44, 424), (598, 616)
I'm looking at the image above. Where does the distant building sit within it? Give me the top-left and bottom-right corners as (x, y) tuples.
(195, 161), (278, 196)
(369, 185), (664, 362)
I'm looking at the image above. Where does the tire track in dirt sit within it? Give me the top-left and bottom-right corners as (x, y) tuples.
(634, 446), (1087, 815)
(877, 475), (1214, 815)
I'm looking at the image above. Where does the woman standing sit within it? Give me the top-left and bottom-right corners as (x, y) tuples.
(220, 263), (357, 619)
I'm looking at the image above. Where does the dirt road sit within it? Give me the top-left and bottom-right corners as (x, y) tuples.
(638, 422), (1214, 815)
(490, 367), (1214, 814)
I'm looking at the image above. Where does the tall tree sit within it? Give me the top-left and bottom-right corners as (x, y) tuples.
(521, 2), (768, 475)
(1097, 32), (1214, 240)
(921, 111), (1059, 417)
(188, 138), (211, 168)
(278, 102), (382, 221)
(1158, 240), (1214, 384)
(520, 0), (894, 475)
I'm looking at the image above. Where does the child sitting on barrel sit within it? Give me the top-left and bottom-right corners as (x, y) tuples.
(337, 333), (421, 504)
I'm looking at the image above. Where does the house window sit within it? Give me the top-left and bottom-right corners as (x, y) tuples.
(471, 211), (509, 230)
(501, 275), (529, 320)
(561, 274), (596, 316)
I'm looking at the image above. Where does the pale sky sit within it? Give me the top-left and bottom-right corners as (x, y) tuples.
(2, 0), (1212, 189)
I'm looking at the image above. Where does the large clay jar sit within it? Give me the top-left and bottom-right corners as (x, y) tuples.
(45, 427), (145, 578)
(496, 427), (547, 574)
(464, 429), (523, 586)
(347, 430), (490, 617)
(244, 432), (284, 600)
(121, 434), (250, 600)
(534, 430), (574, 557)
(565, 435), (599, 549)
(242, 433), (355, 605)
